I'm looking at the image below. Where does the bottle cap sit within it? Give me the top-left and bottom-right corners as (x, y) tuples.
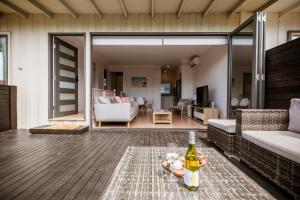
(189, 131), (195, 144)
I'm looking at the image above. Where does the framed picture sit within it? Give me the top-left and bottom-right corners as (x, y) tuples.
(131, 77), (147, 87)
(287, 30), (300, 41)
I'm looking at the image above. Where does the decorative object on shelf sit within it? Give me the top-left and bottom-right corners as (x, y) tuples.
(211, 101), (215, 108)
(131, 76), (147, 87)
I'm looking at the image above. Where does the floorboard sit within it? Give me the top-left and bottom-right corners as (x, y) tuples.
(0, 130), (292, 200)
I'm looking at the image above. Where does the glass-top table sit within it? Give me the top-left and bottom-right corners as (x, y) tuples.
(100, 146), (275, 200)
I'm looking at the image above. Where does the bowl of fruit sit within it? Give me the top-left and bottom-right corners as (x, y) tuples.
(162, 153), (208, 177)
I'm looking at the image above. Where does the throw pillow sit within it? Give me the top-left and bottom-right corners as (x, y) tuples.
(98, 96), (111, 104)
(114, 96), (123, 103)
(288, 98), (300, 133)
(110, 97), (122, 104)
(121, 97), (130, 103)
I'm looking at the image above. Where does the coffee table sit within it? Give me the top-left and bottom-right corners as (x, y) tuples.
(100, 146), (275, 200)
(153, 110), (172, 124)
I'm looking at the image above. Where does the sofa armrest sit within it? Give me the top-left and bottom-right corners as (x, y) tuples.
(236, 109), (289, 135)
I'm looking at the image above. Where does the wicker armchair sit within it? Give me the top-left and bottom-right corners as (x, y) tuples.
(236, 109), (300, 199)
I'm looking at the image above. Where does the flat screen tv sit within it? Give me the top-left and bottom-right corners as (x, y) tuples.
(196, 85), (209, 107)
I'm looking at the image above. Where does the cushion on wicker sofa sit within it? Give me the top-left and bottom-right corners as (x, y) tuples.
(288, 98), (300, 133)
(208, 119), (236, 133)
(242, 130), (300, 164)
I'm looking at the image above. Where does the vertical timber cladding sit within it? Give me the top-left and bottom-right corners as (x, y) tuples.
(265, 38), (300, 109)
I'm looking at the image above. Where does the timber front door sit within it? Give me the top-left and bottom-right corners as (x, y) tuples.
(53, 38), (78, 118)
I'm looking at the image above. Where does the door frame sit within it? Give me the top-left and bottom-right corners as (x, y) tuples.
(227, 12), (266, 117)
(48, 33), (86, 120)
(90, 32), (230, 128)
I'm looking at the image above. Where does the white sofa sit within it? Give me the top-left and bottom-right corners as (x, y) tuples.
(94, 102), (139, 127)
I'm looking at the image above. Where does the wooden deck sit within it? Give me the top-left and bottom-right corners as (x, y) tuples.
(0, 130), (291, 200)
(0, 130), (205, 200)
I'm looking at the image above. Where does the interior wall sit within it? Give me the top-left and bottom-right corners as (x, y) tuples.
(109, 65), (161, 110)
(181, 65), (194, 99)
(193, 46), (228, 118)
(93, 61), (107, 89)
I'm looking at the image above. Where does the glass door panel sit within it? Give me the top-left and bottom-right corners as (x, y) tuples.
(228, 12), (266, 118)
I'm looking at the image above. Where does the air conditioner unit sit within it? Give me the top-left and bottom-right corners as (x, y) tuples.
(190, 56), (200, 68)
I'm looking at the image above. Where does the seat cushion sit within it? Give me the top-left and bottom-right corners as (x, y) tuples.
(208, 119), (236, 133)
(288, 98), (300, 133)
(242, 130), (300, 164)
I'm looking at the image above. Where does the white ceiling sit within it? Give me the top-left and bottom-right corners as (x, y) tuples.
(0, 0), (299, 15)
(92, 45), (213, 66)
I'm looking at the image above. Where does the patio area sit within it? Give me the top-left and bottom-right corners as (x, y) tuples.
(0, 129), (292, 200)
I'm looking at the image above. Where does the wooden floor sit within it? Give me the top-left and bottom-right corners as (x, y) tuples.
(94, 111), (206, 129)
(0, 130), (291, 200)
(50, 113), (85, 121)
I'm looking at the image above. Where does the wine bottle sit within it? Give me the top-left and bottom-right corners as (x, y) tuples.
(184, 131), (200, 191)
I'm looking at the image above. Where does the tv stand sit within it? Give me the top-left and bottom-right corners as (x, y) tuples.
(191, 105), (218, 125)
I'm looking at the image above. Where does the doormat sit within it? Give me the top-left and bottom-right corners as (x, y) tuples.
(29, 124), (89, 134)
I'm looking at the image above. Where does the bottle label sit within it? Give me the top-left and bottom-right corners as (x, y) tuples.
(188, 160), (199, 167)
(184, 168), (199, 187)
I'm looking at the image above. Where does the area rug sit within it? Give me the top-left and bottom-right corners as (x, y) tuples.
(100, 146), (275, 200)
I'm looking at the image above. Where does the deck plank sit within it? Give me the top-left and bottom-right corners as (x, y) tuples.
(0, 130), (290, 200)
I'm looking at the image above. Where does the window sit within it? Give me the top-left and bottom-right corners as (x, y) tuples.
(0, 35), (8, 83)
(287, 30), (300, 41)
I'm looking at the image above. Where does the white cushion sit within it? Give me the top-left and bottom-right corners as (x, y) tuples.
(288, 98), (300, 133)
(242, 130), (300, 164)
(97, 96), (111, 104)
(208, 119), (236, 133)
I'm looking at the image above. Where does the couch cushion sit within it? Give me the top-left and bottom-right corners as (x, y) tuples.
(208, 119), (236, 133)
(97, 96), (111, 104)
(288, 98), (300, 133)
(242, 130), (300, 164)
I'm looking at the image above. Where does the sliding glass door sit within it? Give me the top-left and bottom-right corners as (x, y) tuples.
(228, 12), (266, 118)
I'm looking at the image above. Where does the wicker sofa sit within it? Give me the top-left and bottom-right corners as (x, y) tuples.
(207, 119), (236, 156)
(236, 109), (300, 199)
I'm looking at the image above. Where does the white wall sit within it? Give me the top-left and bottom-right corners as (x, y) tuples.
(193, 46), (228, 118)
(181, 65), (194, 99)
(109, 65), (161, 110)
(93, 62), (107, 89)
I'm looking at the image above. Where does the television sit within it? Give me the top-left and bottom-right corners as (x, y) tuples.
(160, 84), (171, 95)
(196, 85), (209, 107)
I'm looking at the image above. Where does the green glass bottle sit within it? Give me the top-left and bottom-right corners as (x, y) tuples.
(183, 131), (200, 191)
